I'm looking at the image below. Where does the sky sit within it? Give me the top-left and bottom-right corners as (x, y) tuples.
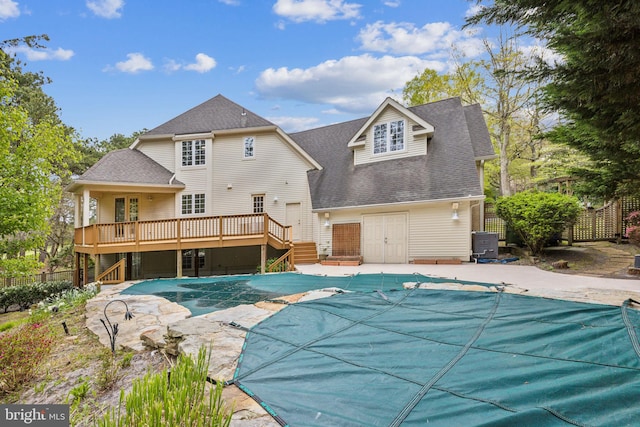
(2, 0), (497, 141)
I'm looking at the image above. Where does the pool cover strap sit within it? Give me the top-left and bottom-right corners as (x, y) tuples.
(232, 284), (640, 426)
(232, 288), (417, 386)
(388, 290), (503, 427)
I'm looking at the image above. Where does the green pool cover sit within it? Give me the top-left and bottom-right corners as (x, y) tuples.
(122, 272), (464, 316)
(230, 287), (640, 426)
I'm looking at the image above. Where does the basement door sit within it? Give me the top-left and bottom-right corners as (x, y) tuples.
(362, 213), (407, 263)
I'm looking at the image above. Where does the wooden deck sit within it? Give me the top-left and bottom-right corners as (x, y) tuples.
(74, 213), (292, 255)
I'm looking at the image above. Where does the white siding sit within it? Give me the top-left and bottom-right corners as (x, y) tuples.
(407, 201), (471, 260)
(211, 132), (315, 241)
(354, 106), (427, 166)
(173, 139), (213, 216)
(96, 193), (175, 223)
(319, 201), (471, 261)
(137, 140), (175, 172)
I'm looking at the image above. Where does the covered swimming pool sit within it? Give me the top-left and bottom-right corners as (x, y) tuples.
(121, 272), (470, 316)
(122, 272), (640, 426)
(231, 288), (640, 426)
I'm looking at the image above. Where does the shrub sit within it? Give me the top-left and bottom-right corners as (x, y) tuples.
(496, 191), (581, 256)
(0, 322), (55, 394)
(96, 347), (232, 427)
(0, 280), (74, 313)
(626, 211), (640, 246)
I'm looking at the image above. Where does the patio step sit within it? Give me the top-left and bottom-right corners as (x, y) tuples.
(294, 242), (318, 264)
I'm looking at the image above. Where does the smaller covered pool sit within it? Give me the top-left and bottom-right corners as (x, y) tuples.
(121, 272), (470, 316)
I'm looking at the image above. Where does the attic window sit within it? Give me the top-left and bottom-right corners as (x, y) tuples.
(373, 119), (405, 154)
(182, 140), (206, 166)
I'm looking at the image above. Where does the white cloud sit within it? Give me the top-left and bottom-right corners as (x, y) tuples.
(255, 54), (443, 114)
(229, 65), (246, 74)
(8, 46), (74, 61)
(218, 0), (239, 4)
(357, 20), (484, 57)
(0, 0), (19, 19)
(163, 54), (217, 73)
(86, 0), (124, 19)
(267, 116), (321, 133)
(384, 0), (400, 7)
(163, 59), (182, 73)
(184, 53), (217, 73)
(113, 53), (153, 73)
(273, 0), (362, 23)
(465, 4), (484, 19)
(520, 43), (564, 67)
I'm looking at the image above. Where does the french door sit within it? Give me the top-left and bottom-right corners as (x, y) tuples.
(115, 196), (138, 237)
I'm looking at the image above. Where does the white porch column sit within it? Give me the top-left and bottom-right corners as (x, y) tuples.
(82, 189), (91, 227)
(74, 194), (82, 228)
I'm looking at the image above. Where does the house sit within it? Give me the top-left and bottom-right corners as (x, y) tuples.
(68, 95), (495, 284)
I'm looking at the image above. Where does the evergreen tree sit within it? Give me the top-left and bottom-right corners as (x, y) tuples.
(468, 0), (640, 198)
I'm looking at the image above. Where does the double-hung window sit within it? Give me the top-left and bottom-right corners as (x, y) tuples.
(182, 194), (205, 215)
(244, 136), (255, 159)
(373, 119), (405, 154)
(182, 140), (206, 166)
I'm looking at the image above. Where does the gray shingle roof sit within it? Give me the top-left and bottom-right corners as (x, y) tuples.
(75, 148), (184, 187)
(144, 94), (275, 136)
(292, 97), (490, 210)
(463, 103), (496, 159)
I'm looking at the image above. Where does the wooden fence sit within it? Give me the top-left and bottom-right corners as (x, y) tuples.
(2, 269), (75, 288)
(484, 196), (640, 243)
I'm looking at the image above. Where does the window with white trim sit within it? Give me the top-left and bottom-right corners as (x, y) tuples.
(182, 140), (206, 166)
(252, 195), (264, 213)
(244, 136), (255, 159)
(194, 194), (205, 214)
(182, 194), (205, 215)
(373, 119), (405, 154)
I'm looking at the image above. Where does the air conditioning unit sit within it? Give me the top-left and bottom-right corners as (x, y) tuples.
(472, 232), (498, 260)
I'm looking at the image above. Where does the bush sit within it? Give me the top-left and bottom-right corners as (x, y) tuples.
(97, 346), (232, 426)
(626, 211), (640, 246)
(0, 322), (55, 394)
(0, 280), (74, 312)
(496, 191), (581, 256)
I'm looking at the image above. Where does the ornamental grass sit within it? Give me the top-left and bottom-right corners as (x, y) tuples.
(96, 346), (232, 427)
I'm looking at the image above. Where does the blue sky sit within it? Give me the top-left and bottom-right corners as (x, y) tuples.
(2, 0), (494, 140)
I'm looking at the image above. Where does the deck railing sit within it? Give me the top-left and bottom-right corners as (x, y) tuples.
(74, 213), (291, 254)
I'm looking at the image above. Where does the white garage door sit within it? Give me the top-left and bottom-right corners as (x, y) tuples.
(362, 213), (407, 263)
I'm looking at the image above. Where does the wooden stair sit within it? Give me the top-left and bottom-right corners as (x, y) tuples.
(293, 241), (319, 264)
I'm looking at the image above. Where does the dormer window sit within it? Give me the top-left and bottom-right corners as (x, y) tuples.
(182, 140), (206, 166)
(373, 119), (405, 154)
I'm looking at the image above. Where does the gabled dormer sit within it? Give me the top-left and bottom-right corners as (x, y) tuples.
(347, 97), (435, 166)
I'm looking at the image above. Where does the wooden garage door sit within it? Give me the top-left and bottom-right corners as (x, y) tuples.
(332, 223), (361, 256)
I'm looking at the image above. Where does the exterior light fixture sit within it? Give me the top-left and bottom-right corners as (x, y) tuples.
(273, 196), (278, 203)
(324, 212), (330, 227)
(451, 202), (459, 220)
(100, 299), (135, 355)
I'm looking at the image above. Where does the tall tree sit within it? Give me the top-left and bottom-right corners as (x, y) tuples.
(468, 0), (640, 199)
(0, 36), (77, 276)
(402, 34), (541, 196)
